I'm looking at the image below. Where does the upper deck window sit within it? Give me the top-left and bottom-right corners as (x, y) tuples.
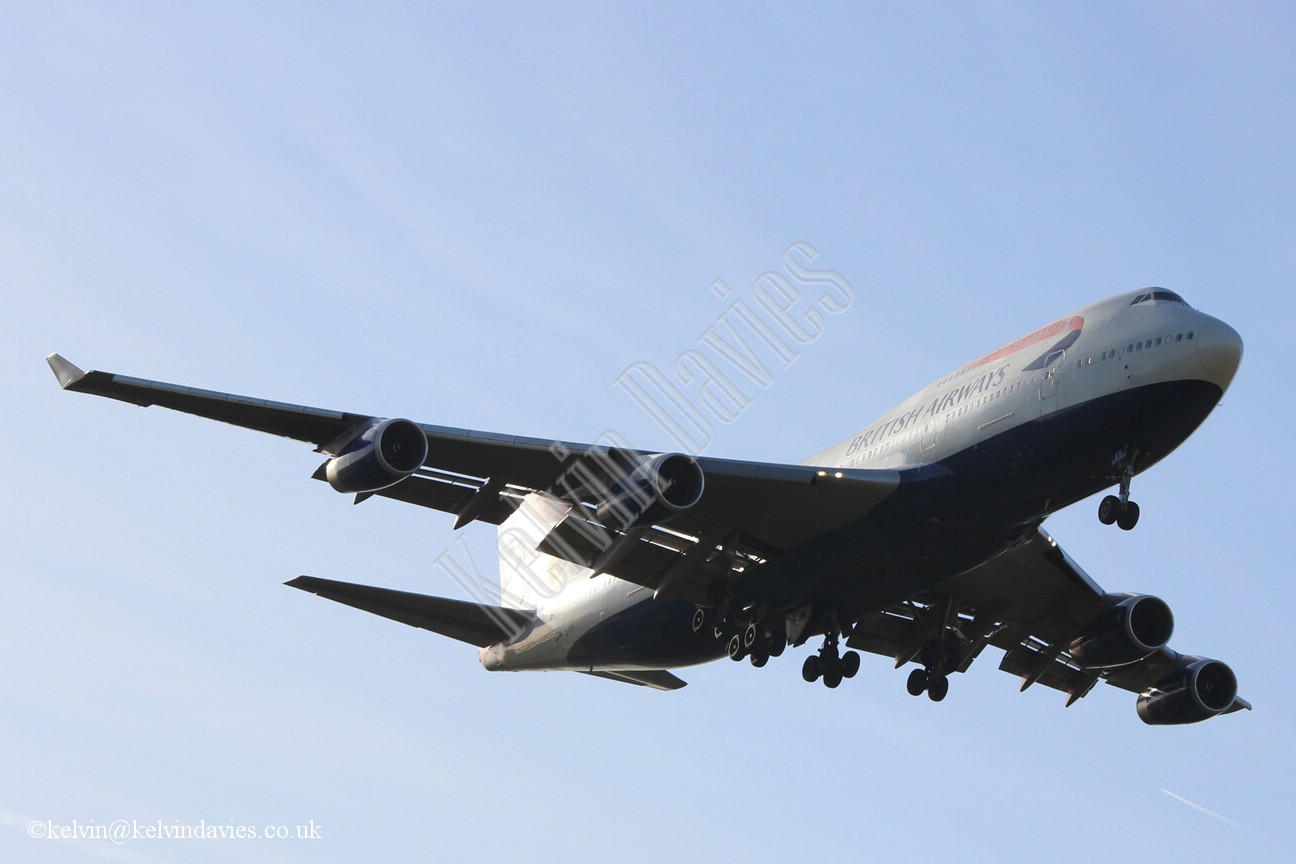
(1130, 289), (1187, 306)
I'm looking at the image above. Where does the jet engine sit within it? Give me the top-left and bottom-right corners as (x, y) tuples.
(594, 453), (705, 529)
(1136, 658), (1239, 725)
(1069, 593), (1174, 669)
(324, 418), (428, 494)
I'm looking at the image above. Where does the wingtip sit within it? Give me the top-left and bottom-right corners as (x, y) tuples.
(46, 353), (87, 389)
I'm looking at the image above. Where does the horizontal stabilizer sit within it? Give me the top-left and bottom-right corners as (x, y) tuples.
(286, 575), (533, 647)
(580, 669), (687, 690)
(47, 353), (88, 389)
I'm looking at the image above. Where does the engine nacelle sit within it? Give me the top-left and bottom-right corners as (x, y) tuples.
(324, 418), (428, 494)
(1069, 593), (1174, 669)
(594, 453), (705, 529)
(1137, 658), (1239, 725)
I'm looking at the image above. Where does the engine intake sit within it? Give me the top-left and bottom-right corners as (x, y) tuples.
(1137, 658), (1239, 725)
(1069, 593), (1174, 669)
(324, 418), (428, 494)
(594, 453), (705, 529)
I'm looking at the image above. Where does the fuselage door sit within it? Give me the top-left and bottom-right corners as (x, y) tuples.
(1039, 351), (1064, 414)
(920, 418), (939, 452)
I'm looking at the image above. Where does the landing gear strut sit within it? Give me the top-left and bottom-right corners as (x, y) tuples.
(1098, 449), (1141, 531)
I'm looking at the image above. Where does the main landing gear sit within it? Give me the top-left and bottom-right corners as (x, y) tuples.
(904, 639), (960, 702)
(694, 602), (863, 688)
(800, 631), (861, 689)
(1098, 449), (1141, 531)
(693, 607), (785, 668)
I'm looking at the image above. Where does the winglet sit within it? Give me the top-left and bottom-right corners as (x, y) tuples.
(46, 353), (88, 389)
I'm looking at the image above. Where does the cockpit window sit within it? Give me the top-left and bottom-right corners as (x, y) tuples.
(1129, 289), (1187, 306)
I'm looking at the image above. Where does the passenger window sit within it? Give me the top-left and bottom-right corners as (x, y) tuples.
(1155, 337), (1162, 346)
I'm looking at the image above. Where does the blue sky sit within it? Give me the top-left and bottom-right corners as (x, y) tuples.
(4, 2), (1294, 861)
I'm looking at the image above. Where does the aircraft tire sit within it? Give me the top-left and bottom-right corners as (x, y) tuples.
(927, 674), (949, 702)
(1117, 501), (1141, 531)
(802, 655), (821, 682)
(727, 634), (746, 661)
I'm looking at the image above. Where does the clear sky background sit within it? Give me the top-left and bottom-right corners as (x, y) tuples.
(4, 2), (1294, 862)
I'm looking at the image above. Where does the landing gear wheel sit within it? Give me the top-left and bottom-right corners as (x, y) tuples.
(1117, 500), (1140, 531)
(927, 674), (949, 702)
(743, 623), (760, 651)
(822, 667), (843, 689)
(841, 651), (861, 679)
(765, 635), (786, 658)
(749, 651), (768, 668)
(906, 668), (929, 696)
(727, 634), (746, 661)
(1098, 495), (1120, 525)
(802, 655), (822, 683)
(691, 607), (710, 634)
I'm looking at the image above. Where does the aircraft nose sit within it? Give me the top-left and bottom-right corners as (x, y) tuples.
(1196, 318), (1243, 382)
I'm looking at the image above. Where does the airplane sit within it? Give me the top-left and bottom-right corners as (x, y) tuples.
(47, 287), (1250, 724)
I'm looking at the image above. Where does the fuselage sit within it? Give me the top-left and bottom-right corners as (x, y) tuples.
(808, 288), (1240, 473)
(482, 289), (1243, 675)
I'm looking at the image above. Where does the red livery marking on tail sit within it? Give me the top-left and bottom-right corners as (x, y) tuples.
(962, 316), (1084, 371)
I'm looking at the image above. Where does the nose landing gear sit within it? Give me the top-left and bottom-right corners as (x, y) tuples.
(1098, 449), (1141, 530)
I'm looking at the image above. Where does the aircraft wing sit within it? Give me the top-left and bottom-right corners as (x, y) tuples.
(48, 355), (900, 605)
(847, 527), (1252, 713)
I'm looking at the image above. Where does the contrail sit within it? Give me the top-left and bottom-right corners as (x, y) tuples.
(1160, 788), (1245, 830)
